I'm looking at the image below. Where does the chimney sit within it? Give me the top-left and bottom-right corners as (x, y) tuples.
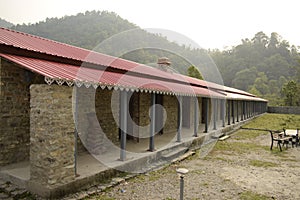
(157, 57), (172, 73)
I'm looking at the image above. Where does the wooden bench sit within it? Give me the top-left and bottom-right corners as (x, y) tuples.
(283, 129), (299, 147)
(270, 130), (292, 151)
(240, 127), (297, 151)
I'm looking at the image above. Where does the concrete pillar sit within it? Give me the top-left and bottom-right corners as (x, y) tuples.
(221, 99), (226, 127)
(241, 101), (244, 121)
(252, 102), (254, 116)
(227, 100), (231, 125)
(177, 96), (183, 142)
(120, 90), (128, 161)
(232, 100), (235, 124)
(149, 93), (156, 151)
(246, 101), (249, 118)
(193, 97), (199, 137)
(236, 101), (239, 122)
(204, 98), (209, 133)
(213, 99), (217, 130)
(242, 100), (245, 120)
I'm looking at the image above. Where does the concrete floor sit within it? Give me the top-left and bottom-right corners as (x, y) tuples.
(0, 125), (207, 183)
(0, 117), (251, 198)
(0, 116), (242, 178)
(77, 125), (208, 175)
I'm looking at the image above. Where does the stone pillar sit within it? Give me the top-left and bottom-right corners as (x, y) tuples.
(30, 84), (75, 188)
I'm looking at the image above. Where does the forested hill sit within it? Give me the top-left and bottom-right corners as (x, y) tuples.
(8, 11), (300, 105)
(0, 18), (14, 28)
(11, 11), (209, 76)
(12, 11), (138, 50)
(210, 32), (300, 105)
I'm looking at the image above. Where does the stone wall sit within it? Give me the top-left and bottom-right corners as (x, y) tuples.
(0, 58), (43, 166)
(182, 96), (192, 129)
(268, 106), (300, 114)
(136, 93), (180, 137)
(30, 84), (75, 187)
(184, 97), (203, 132)
(75, 86), (96, 152)
(163, 95), (178, 134)
(197, 97), (203, 129)
(95, 89), (119, 144)
(74, 87), (120, 153)
(138, 93), (151, 138)
(129, 92), (140, 140)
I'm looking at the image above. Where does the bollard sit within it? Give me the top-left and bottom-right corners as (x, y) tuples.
(176, 168), (189, 200)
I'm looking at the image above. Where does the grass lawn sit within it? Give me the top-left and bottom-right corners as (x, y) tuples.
(243, 113), (300, 130)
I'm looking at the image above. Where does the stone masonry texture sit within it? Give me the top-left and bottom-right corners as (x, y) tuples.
(0, 59), (43, 166)
(75, 87), (120, 153)
(30, 84), (75, 187)
(163, 95), (178, 134)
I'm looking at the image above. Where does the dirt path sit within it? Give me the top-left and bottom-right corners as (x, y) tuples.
(89, 129), (300, 200)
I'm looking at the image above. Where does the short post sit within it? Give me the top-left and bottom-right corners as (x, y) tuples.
(176, 168), (189, 200)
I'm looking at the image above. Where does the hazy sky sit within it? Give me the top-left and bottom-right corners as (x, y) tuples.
(1, 0), (299, 49)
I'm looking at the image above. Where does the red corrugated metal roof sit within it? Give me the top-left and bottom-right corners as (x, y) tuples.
(0, 27), (186, 83)
(224, 92), (267, 102)
(0, 53), (224, 98)
(0, 27), (266, 101)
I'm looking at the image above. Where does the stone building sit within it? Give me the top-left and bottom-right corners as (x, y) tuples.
(0, 28), (267, 198)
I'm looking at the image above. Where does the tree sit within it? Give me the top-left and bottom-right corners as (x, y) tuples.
(248, 86), (262, 96)
(0, 18), (14, 28)
(187, 65), (203, 80)
(11, 15), (300, 105)
(252, 31), (269, 47)
(251, 72), (269, 95)
(281, 80), (300, 106)
(268, 79), (280, 94)
(232, 67), (257, 91)
(268, 32), (280, 50)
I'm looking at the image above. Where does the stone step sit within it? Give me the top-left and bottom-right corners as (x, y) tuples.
(161, 147), (188, 161)
(219, 135), (230, 141)
(171, 151), (195, 163)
